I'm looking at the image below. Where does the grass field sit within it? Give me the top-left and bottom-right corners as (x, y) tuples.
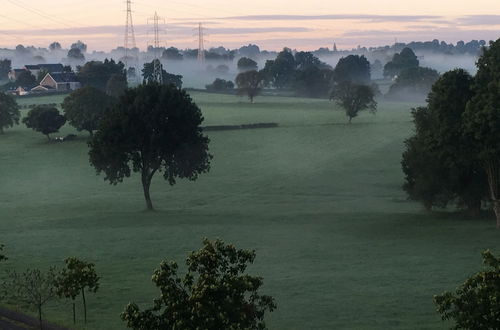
(1, 91), (499, 329)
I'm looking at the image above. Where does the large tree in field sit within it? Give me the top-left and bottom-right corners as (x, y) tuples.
(89, 83), (211, 210)
(330, 82), (377, 123)
(0, 92), (20, 134)
(463, 39), (500, 228)
(434, 250), (500, 329)
(402, 69), (488, 213)
(383, 47), (419, 78)
(121, 239), (277, 330)
(62, 86), (114, 137)
(236, 70), (263, 103)
(56, 257), (99, 325)
(23, 105), (66, 141)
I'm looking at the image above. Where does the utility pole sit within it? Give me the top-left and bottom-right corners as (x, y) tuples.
(197, 23), (205, 64)
(148, 12), (165, 84)
(124, 0), (137, 69)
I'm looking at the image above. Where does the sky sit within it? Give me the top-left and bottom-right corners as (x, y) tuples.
(0, 0), (499, 51)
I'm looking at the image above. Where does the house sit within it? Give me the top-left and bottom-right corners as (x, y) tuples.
(24, 64), (64, 77)
(36, 72), (81, 91)
(8, 69), (27, 81)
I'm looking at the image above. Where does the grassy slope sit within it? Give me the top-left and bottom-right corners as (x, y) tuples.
(0, 92), (499, 329)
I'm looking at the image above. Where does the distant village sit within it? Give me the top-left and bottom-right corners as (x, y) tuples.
(7, 63), (81, 96)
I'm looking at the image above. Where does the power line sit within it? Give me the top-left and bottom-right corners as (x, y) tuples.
(6, 0), (77, 28)
(124, 0), (137, 69)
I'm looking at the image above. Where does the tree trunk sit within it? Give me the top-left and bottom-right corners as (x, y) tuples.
(485, 160), (500, 228)
(72, 300), (76, 324)
(493, 200), (500, 229)
(142, 171), (154, 211)
(38, 304), (43, 330)
(348, 116), (352, 124)
(82, 288), (87, 324)
(45, 134), (51, 141)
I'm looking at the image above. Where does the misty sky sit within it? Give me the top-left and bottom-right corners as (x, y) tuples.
(1, 0), (499, 51)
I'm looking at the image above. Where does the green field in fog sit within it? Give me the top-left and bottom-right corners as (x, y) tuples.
(1, 91), (499, 329)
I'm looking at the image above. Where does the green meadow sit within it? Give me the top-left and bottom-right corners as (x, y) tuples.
(1, 91), (499, 329)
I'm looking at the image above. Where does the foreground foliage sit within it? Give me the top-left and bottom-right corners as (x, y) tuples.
(56, 257), (99, 324)
(2, 267), (59, 330)
(121, 239), (277, 330)
(434, 250), (500, 329)
(89, 83), (211, 210)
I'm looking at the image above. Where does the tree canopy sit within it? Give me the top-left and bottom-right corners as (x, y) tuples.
(62, 86), (114, 136)
(236, 70), (263, 103)
(237, 57), (258, 71)
(434, 250), (500, 329)
(0, 92), (20, 134)
(23, 105), (66, 141)
(333, 55), (371, 85)
(330, 82), (377, 123)
(88, 83), (211, 210)
(383, 47), (419, 78)
(121, 239), (277, 330)
(206, 78), (234, 92)
(463, 38), (500, 227)
(77, 59), (125, 91)
(386, 67), (440, 101)
(402, 70), (488, 212)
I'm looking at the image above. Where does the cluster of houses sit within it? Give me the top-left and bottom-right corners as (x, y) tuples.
(8, 63), (81, 96)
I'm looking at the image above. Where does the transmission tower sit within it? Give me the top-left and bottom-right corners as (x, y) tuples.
(124, 0), (137, 68)
(197, 23), (206, 64)
(148, 12), (165, 84)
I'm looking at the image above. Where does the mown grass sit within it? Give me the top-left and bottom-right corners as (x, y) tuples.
(0, 91), (499, 329)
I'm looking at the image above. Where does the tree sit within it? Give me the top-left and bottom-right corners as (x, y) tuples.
(161, 47), (183, 61)
(293, 66), (334, 98)
(78, 59), (126, 90)
(384, 47), (419, 78)
(23, 105), (66, 141)
(88, 84), (211, 210)
(37, 68), (48, 84)
(70, 40), (87, 53)
(434, 250), (500, 329)
(62, 86), (114, 136)
(206, 78), (234, 92)
(106, 73), (128, 98)
(49, 42), (61, 51)
(402, 69), (488, 213)
(0, 59), (11, 80)
(333, 55), (371, 85)
(121, 239), (277, 330)
(386, 67), (440, 101)
(67, 48), (85, 61)
(56, 257), (99, 325)
(261, 48), (296, 89)
(16, 70), (37, 87)
(236, 70), (263, 103)
(330, 82), (377, 123)
(142, 60), (183, 88)
(0, 92), (20, 134)
(2, 268), (59, 330)
(463, 38), (500, 228)
(0, 244), (6, 263)
(237, 57), (258, 71)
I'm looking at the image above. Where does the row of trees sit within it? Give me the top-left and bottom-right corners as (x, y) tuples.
(402, 39), (500, 227)
(1, 240), (276, 330)
(0, 252), (99, 329)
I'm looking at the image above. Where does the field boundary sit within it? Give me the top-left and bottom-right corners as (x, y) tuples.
(202, 123), (278, 131)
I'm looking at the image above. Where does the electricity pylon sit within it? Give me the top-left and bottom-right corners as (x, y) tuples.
(124, 0), (137, 69)
(197, 23), (206, 64)
(148, 12), (165, 84)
